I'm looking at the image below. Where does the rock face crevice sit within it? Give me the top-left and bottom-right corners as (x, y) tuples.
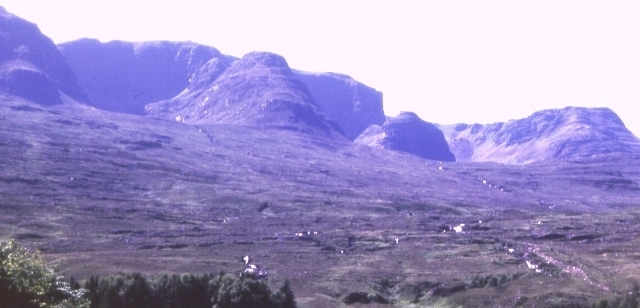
(438, 107), (640, 164)
(356, 112), (456, 161)
(0, 6), (88, 105)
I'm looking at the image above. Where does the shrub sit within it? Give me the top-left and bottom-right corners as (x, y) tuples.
(0, 239), (89, 308)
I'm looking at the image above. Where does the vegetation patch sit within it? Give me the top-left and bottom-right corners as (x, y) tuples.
(1, 240), (297, 308)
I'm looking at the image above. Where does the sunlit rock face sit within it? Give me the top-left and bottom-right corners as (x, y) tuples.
(438, 107), (640, 164)
(0, 6), (88, 105)
(58, 39), (229, 114)
(294, 72), (385, 140)
(147, 52), (344, 136)
(355, 112), (456, 161)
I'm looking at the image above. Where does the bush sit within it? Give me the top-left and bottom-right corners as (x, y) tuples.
(0, 239), (89, 308)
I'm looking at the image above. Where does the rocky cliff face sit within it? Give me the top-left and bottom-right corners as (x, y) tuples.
(355, 112), (455, 161)
(0, 6), (88, 105)
(147, 52), (343, 135)
(58, 39), (230, 114)
(438, 107), (640, 164)
(293, 72), (385, 140)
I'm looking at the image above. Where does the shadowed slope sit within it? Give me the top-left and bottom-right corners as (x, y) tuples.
(294, 71), (385, 140)
(355, 111), (455, 161)
(0, 6), (88, 105)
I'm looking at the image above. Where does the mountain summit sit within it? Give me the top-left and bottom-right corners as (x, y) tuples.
(439, 107), (640, 164)
(0, 6), (88, 105)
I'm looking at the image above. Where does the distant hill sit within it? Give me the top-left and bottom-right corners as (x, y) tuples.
(0, 6), (88, 105)
(438, 107), (640, 164)
(355, 112), (455, 161)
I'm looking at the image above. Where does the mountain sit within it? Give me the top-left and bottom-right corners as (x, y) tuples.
(438, 107), (640, 164)
(7, 8), (640, 308)
(59, 39), (382, 137)
(57, 39), (231, 114)
(146, 51), (343, 135)
(293, 71), (385, 140)
(355, 111), (455, 161)
(0, 6), (88, 105)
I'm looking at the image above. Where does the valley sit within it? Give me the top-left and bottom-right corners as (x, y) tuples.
(2, 97), (640, 307)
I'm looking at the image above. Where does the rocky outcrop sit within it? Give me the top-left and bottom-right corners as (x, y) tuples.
(0, 6), (88, 105)
(58, 39), (230, 114)
(147, 52), (343, 135)
(294, 72), (385, 140)
(438, 107), (640, 164)
(355, 112), (455, 161)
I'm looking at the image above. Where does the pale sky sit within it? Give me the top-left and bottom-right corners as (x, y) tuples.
(3, 1), (640, 137)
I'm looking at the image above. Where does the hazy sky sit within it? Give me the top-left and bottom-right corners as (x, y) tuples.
(4, 1), (640, 136)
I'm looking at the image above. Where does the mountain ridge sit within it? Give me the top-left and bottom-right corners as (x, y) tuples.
(58, 39), (385, 138)
(438, 106), (640, 164)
